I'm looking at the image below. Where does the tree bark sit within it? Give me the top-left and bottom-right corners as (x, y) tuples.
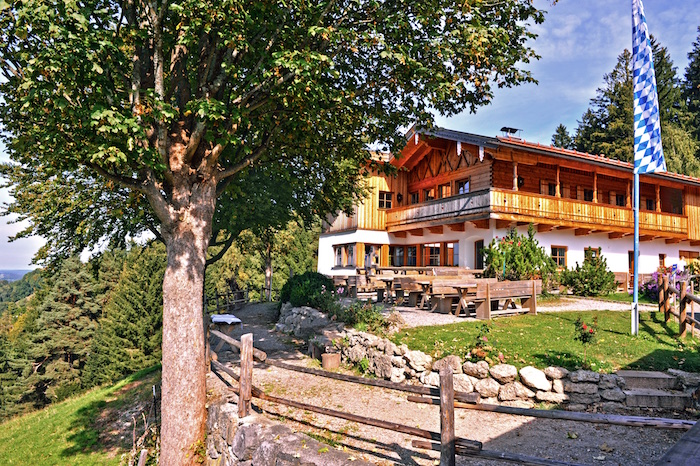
(264, 239), (273, 302)
(158, 178), (216, 465)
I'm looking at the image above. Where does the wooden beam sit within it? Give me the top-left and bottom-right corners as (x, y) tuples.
(557, 226), (574, 230)
(447, 222), (465, 232)
(609, 232), (628, 239)
(428, 225), (443, 234)
(516, 222), (530, 226)
(537, 224), (554, 233)
(640, 235), (655, 242)
(393, 231), (407, 238)
(555, 166), (561, 198)
(496, 219), (512, 229)
(666, 238), (682, 244)
(593, 172), (598, 203)
(575, 228), (592, 236)
(656, 184), (661, 212)
(691, 240), (700, 247)
(471, 219), (490, 229)
(513, 162), (518, 191)
(408, 228), (424, 236)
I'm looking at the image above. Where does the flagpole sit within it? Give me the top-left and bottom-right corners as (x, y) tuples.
(632, 172), (639, 335)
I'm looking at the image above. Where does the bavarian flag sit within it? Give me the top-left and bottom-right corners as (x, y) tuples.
(632, 0), (666, 174)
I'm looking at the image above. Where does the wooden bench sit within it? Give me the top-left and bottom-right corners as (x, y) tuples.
(472, 280), (542, 320)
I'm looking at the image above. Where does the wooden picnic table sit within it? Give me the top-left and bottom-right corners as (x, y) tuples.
(415, 280), (432, 309)
(378, 276), (395, 303)
(452, 283), (478, 317)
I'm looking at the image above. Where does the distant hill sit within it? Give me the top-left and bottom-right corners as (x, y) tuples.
(0, 270), (33, 282)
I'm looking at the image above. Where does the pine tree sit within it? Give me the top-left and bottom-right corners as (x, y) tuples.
(683, 27), (700, 142)
(551, 124), (574, 149)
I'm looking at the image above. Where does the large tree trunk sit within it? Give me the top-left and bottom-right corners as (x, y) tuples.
(159, 179), (216, 465)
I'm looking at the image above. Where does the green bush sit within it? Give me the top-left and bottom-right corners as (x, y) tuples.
(483, 224), (557, 287)
(327, 301), (388, 334)
(280, 271), (335, 310)
(561, 248), (616, 296)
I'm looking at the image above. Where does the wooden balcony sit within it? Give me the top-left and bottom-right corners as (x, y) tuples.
(386, 189), (490, 230)
(490, 189), (687, 238)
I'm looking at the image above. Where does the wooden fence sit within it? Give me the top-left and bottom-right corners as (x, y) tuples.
(208, 330), (694, 466)
(204, 290), (249, 314)
(657, 275), (700, 339)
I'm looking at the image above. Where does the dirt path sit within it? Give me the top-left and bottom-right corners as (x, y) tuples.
(208, 302), (686, 466)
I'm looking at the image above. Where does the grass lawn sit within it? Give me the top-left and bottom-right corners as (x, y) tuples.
(392, 311), (700, 373)
(593, 292), (655, 304)
(0, 366), (160, 466)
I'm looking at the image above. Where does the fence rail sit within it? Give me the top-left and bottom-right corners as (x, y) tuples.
(207, 331), (693, 466)
(658, 275), (700, 339)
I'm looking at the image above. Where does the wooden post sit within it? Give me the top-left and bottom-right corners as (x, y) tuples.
(663, 275), (670, 323)
(593, 172), (598, 203)
(555, 166), (560, 197)
(439, 366), (456, 466)
(656, 184), (661, 212)
(512, 162), (518, 191)
(692, 282), (696, 338)
(239, 333), (253, 418)
(658, 274), (665, 314)
(680, 281), (688, 338)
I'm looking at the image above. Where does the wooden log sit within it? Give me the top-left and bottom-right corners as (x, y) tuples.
(406, 396), (694, 430)
(658, 274), (665, 314)
(655, 412), (700, 465)
(265, 358), (480, 404)
(680, 281), (688, 338)
(664, 275), (671, 323)
(439, 367), (455, 466)
(210, 329), (267, 362)
(239, 333), (253, 418)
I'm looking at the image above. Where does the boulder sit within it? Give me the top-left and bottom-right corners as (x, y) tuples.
(567, 403), (587, 412)
(347, 345), (366, 363)
(489, 364), (518, 384)
(433, 355), (464, 374)
(535, 391), (570, 403)
(422, 371), (441, 387)
(390, 367), (406, 384)
(668, 369), (700, 388)
(406, 350), (432, 372)
(475, 378), (501, 398)
(519, 366), (552, 392)
(596, 402), (626, 412)
(372, 353), (393, 379)
(569, 370), (600, 383)
(498, 382), (535, 401)
(552, 379), (565, 394)
(569, 393), (601, 405)
(564, 381), (599, 394)
(600, 387), (626, 402)
(463, 360), (490, 379)
(598, 373), (624, 390)
(453, 374), (474, 393)
(544, 366), (569, 380)
(231, 423), (264, 461)
(501, 400), (535, 409)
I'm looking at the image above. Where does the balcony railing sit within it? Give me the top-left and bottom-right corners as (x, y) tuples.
(386, 189), (490, 228)
(490, 189), (687, 235)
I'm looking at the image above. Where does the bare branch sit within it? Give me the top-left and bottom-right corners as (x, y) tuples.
(86, 162), (146, 192)
(215, 130), (273, 185)
(206, 232), (236, 266)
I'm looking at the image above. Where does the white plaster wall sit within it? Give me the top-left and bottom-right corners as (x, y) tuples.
(318, 230), (392, 275)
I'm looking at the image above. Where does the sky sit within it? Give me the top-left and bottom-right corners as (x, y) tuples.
(2, 0), (700, 270)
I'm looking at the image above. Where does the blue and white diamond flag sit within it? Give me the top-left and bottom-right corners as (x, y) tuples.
(632, 0), (666, 174)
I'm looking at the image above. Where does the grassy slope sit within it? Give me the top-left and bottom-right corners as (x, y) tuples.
(0, 366), (160, 466)
(393, 311), (700, 373)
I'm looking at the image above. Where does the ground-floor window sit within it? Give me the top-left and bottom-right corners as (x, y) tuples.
(659, 254), (666, 268)
(389, 246), (404, 267)
(551, 246), (567, 267)
(679, 250), (699, 266)
(584, 247), (599, 260)
(423, 243), (441, 266)
(334, 244), (355, 267)
(407, 246), (417, 266)
(475, 240), (484, 269)
(446, 242), (459, 266)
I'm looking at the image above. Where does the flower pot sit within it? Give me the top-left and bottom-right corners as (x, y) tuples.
(322, 352), (341, 370)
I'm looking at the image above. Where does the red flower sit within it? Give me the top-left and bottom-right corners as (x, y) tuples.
(589, 328), (594, 334)
(582, 324), (587, 330)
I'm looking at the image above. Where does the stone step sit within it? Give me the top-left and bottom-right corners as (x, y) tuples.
(623, 388), (693, 410)
(617, 370), (679, 390)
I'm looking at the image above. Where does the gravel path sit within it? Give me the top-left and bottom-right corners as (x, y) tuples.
(208, 302), (686, 466)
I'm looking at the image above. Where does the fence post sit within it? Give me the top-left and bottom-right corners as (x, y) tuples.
(439, 366), (456, 466)
(663, 275), (670, 323)
(239, 333), (253, 418)
(692, 282), (696, 338)
(680, 281), (687, 338)
(658, 274), (665, 314)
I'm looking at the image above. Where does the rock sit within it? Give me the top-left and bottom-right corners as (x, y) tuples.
(390, 367), (406, 384)
(569, 370), (600, 383)
(274, 323), (287, 333)
(372, 353), (393, 379)
(519, 366), (552, 392)
(251, 440), (280, 465)
(465, 374), (480, 388)
(347, 345), (366, 363)
(501, 400), (535, 409)
(499, 382), (535, 401)
(475, 378), (501, 398)
(384, 341), (400, 356)
(569, 393), (601, 405)
(596, 402), (626, 412)
(463, 360), (490, 379)
(535, 391), (570, 403)
(600, 387), (626, 402)
(552, 379), (564, 394)
(567, 403), (587, 412)
(480, 397), (499, 405)
(422, 371), (441, 387)
(433, 355), (463, 374)
(453, 374), (474, 393)
(406, 350), (432, 372)
(231, 423), (263, 461)
(564, 381), (599, 394)
(668, 369), (700, 388)
(490, 364), (518, 384)
(391, 355), (405, 367)
(544, 366), (569, 380)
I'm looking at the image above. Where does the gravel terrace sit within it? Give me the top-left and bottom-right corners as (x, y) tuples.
(207, 300), (688, 466)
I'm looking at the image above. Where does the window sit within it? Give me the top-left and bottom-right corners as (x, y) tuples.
(335, 247), (343, 266)
(423, 243), (441, 266)
(457, 178), (470, 195)
(646, 199), (655, 211)
(584, 247), (599, 260)
(410, 191), (420, 204)
(570, 185), (578, 199)
(551, 246), (567, 268)
(616, 194), (625, 207)
(680, 250), (700, 264)
(438, 183), (451, 199)
(334, 244), (355, 267)
(424, 188), (435, 201)
(548, 183), (557, 197)
(407, 246), (417, 266)
(659, 254), (666, 268)
(446, 242), (459, 266)
(378, 191), (392, 209)
(584, 189), (594, 202)
(389, 246), (404, 267)
(347, 245), (354, 266)
(475, 240), (484, 269)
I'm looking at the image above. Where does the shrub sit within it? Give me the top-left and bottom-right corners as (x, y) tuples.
(327, 301), (388, 334)
(280, 271), (335, 310)
(561, 247), (615, 296)
(483, 224), (557, 288)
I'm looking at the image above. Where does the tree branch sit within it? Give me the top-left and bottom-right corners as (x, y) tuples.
(86, 162), (146, 192)
(206, 232), (236, 266)
(214, 131), (273, 185)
